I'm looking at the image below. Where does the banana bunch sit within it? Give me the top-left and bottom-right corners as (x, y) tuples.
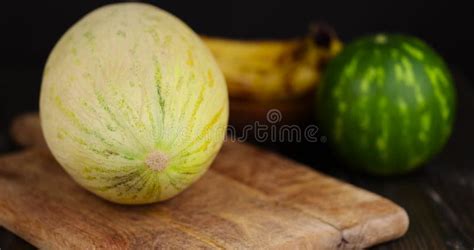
(201, 26), (342, 101)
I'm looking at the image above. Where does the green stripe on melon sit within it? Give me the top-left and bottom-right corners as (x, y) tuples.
(317, 34), (456, 175)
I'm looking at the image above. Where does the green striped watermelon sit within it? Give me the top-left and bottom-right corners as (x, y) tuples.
(317, 34), (456, 175)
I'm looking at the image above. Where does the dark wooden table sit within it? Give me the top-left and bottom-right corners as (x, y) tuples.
(1, 68), (473, 249)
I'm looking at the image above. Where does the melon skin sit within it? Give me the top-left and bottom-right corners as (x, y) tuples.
(40, 3), (228, 204)
(317, 34), (456, 175)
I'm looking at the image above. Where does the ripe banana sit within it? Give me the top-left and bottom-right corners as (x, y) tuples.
(201, 26), (342, 101)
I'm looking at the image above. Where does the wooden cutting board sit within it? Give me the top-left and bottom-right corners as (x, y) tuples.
(0, 114), (408, 249)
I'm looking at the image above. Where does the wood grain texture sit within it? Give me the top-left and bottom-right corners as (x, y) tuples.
(0, 114), (408, 249)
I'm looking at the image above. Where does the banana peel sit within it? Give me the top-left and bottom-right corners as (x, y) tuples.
(201, 25), (342, 101)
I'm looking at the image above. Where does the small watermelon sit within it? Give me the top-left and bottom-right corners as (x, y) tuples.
(317, 34), (456, 175)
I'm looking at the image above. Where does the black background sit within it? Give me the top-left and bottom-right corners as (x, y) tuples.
(1, 1), (474, 248)
(0, 0), (473, 71)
